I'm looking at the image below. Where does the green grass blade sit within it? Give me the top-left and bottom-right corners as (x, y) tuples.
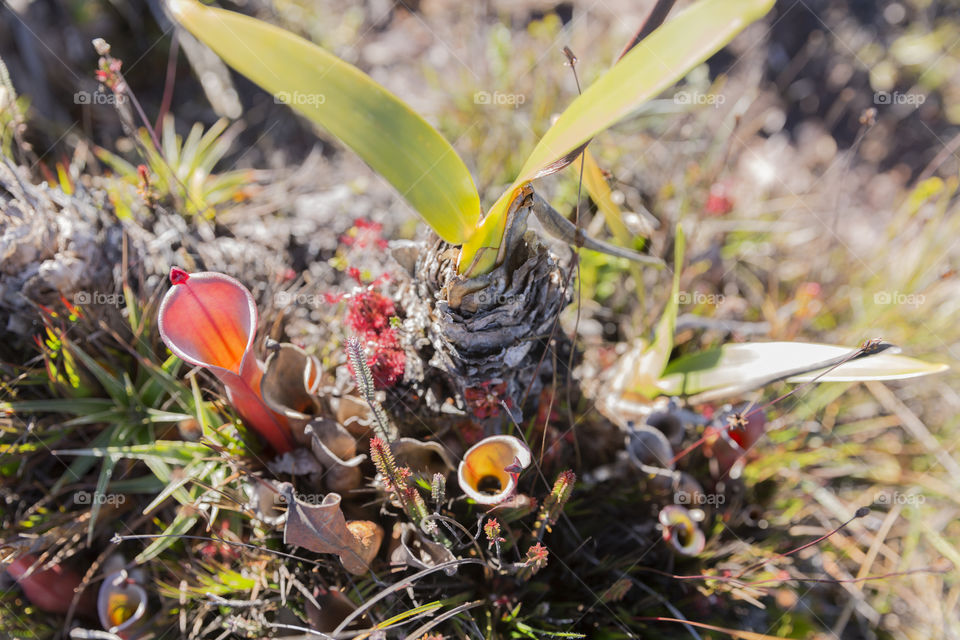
(62, 409), (129, 427)
(168, 0), (480, 244)
(161, 116), (180, 170)
(107, 476), (167, 494)
(144, 408), (195, 423)
(461, 0), (774, 271)
(179, 120), (208, 177)
(141, 461), (213, 514)
(54, 441), (210, 465)
(52, 425), (117, 494)
(193, 118), (234, 175)
(190, 375), (214, 443)
(134, 511), (200, 564)
(518, 0), (773, 182)
(0, 398), (115, 414)
(376, 601), (444, 629)
(137, 356), (187, 408)
(63, 338), (128, 402)
(87, 456), (117, 544)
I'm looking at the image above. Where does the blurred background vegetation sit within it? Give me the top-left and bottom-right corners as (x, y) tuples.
(2, 0), (959, 638)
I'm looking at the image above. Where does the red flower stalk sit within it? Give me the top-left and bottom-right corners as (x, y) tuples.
(531, 470), (576, 541)
(543, 470), (576, 525)
(158, 268), (294, 453)
(369, 436), (400, 492)
(370, 437), (436, 534)
(517, 543), (549, 580)
(525, 542), (549, 566)
(484, 518), (505, 548)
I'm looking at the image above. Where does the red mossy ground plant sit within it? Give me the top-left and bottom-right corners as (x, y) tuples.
(344, 283), (406, 389)
(326, 220), (407, 389)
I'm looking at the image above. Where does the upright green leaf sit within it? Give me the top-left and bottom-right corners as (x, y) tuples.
(460, 0), (774, 272)
(168, 0), (480, 244)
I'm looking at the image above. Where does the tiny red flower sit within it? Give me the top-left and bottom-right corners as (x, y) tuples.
(464, 381), (508, 419)
(484, 517), (505, 546)
(524, 543), (549, 572)
(705, 182), (734, 216)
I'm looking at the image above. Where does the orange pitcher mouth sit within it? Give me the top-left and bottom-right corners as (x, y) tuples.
(158, 268), (294, 453)
(457, 435), (531, 505)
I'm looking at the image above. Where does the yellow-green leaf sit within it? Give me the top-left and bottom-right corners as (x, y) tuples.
(460, 0), (774, 272)
(630, 224), (684, 398)
(168, 0), (480, 244)
(579, 149), (633, 244)
(659, 342), (948, 400)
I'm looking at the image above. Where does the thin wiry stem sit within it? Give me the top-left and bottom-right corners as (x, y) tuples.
(403, 600), (485, 640)
(331, 559), (485, 635)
